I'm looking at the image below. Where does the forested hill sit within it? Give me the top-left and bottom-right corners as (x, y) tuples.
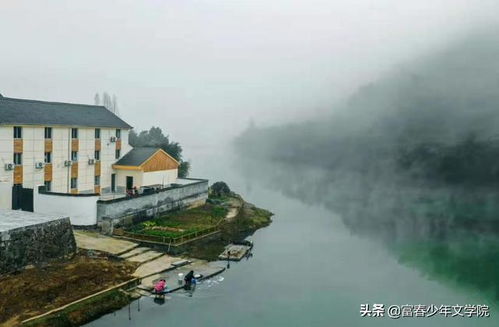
(235, 31), (499, 186)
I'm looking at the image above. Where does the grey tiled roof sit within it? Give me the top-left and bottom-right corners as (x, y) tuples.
(115, 147), (159, 166)
(0, 96), (132, 129)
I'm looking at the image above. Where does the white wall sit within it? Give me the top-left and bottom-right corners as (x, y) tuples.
(52, 126), (71, 192)
(33, 186), (98, 225)
(21, 126), (45, 189)
(143, 169), (178, 186)
(99, 128), (132, 193)
(0, 125), (132, 196)
(116, 169), (143, 189)
(0, 180), (11, 209)
(114, 169), (178, 190)
(0, 126), (14, 191)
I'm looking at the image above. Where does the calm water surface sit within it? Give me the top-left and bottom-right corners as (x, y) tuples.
(87, 147), (498, 327)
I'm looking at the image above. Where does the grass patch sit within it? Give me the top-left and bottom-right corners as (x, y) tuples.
(185, 201), (273, 260)
(127, 203), (228, 238)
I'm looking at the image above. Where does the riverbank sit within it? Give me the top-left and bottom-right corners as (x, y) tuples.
(184, 196), (273, 260)
(0, 187), (272, 327)
(118, 185), (273, 261)
(0, 252), (138, 326)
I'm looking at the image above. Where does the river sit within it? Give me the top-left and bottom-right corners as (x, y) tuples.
(86, 146), (498, 327)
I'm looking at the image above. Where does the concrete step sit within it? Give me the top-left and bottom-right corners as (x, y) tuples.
(74, 230), (139, 256)
(132, 254), (180, 278)
(126, 250), (164, 264)
(119, 247), (151, 259)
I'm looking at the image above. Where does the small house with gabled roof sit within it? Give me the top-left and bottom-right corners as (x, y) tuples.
(113, 147), (180, 191)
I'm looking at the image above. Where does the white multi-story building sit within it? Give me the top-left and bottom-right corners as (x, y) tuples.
(0, 95), (180, 212)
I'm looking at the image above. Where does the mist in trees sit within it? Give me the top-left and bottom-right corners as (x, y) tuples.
(129, 127), (191, 178)
(235, 31), (499, 186)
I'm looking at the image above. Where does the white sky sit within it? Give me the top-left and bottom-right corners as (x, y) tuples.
(1, 0), (499, 155)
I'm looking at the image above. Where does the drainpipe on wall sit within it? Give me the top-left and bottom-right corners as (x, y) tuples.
(67, 128), (71, 193)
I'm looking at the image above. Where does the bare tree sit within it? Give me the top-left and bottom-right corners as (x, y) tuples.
(102, 92), (112, 111)
(112, 94), (119, 116)
(94, 92), (120, 116)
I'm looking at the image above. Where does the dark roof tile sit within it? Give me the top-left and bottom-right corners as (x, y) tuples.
(0, 97), (132, 129)
(115, 147), (159, 166)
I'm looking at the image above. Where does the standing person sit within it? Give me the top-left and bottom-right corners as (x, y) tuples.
(184, 270), (194, 290)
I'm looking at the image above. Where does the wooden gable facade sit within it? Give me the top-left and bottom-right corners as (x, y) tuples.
(113, 149), (179, 172)
(142, 149), (179, 172)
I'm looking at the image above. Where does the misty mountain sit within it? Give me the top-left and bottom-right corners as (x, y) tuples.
(236, 31), (499, 185)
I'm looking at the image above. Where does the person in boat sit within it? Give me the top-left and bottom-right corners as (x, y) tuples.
(154, 279), (167, 296)
(184, 270), (195, 290)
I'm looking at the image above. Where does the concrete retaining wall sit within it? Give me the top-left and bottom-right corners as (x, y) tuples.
(0, 217), (76, 274)
(97, 179), (208, 230)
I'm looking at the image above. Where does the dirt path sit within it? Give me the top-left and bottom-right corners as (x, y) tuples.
(224, 197), (243, 221)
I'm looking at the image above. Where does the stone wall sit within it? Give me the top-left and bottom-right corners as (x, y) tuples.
(97, 179), (208, 231)
(0, 217), (76, 274)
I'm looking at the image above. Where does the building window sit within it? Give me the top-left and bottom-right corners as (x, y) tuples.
(71, 177), (78, 189)
(44, 181), (52, 192)
(44, 152), (52, 164)
(13, 153), (22, 165)
(95, 128), (101, 139)
(13, 126), (22, 139)
(95, 176), (100, 186)
(44, 127), (52, 139)
(116, 129), (121, 139)
(71, 151), (78, 161)
(115, 149), (121, 159)
(94, 150), (100, 161)
(71, 128), (78, 139)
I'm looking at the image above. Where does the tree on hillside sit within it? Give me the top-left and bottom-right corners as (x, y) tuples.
(129, 127), (191, 178)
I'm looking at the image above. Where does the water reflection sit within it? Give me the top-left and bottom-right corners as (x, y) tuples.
(234, 156), (499, 304)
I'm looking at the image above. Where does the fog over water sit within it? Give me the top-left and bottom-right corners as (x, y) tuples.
(232, 27), (499, 318)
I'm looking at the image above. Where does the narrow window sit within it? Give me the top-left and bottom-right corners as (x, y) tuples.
(71, 151), (78, 161)
(44, 152), (52, 164)
(94, 176), (100, 186)
(44, 127), (52, 139)
(13, 153), (22, 165)
(115, 149), (121, 159)
(71, 177), (78, 189)
(95, 128), (101, 139)
(116, 129), (121, 138)
(94, 150), (100, 161)
(44, 181), (52, 191)
(13, 126), (22, 139)
(71, 128), (78, 139)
